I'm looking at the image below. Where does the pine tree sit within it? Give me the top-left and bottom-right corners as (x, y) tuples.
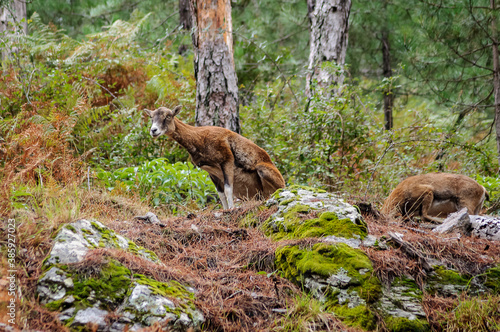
(407, 0), (500, 164)
(306, 0), (352, 97)
(190, 0), (240, 133)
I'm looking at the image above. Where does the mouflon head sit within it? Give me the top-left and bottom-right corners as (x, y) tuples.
(144, 105), (182, 138)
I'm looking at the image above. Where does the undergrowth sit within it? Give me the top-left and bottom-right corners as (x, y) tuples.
(0, 7), (499, 332)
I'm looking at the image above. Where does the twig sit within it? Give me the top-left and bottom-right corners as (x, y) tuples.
(81, 76), (126, 109)
(233, 32), (299, 104)
(87, 166), (91, 191)
(38, 168), (43, 188)
(364, 142), (394, 200)
(387, 232), (433, 272)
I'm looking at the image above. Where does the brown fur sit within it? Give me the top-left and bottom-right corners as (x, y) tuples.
(381, 173), (488, 223)
(145, 106), (285, 209)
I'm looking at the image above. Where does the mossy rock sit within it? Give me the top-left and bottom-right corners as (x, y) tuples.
(43, 219), (159, 269)
(271, 185), (327, 199)
(385, 316), (430, 332)
(483, 265), (500, 294)
(376, 276), (428, 331)
(38, 219), (205, 331)
(275, 243), (382, 330)
(332, 304), (377, 330)
(426, 266), (471, 296)
(265, 187), (366, 242)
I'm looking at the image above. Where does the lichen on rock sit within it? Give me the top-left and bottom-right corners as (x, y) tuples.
(275, 242), (381, 329)
(264, 186), (367, 242)
(37, 219), (204, 331)
(377, 277), (429, 332)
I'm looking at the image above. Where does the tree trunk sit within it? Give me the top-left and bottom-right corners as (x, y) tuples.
(0, 0), (27, 60)
(190, 0), (240, 134)
(492, 0), (500, 167)
(179, 0), (192, 30)
(382, 28), (393, 130)
(306, 0), (352, 97)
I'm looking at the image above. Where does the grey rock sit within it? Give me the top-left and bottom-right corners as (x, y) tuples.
(134, 212), (161, 224)
(46, 227), (89, 265)
(361, 234), (378, 247)
(470, 215), (500, 241)
(323, 234), (362, 248)
(433, 208), (472, 235)
(72, 307), (108, 328)
(58, 307), (75, 321)
(37, 267), (69, 304)
(64, 295), (75, 304)
(304, 276), (327, 303)
(126, 284), (175, 315)
(63, 277), (74, 288)
(337, 289), (365, 308)
(326, 267), (351, 287)
(175, 313), (192, 327)
(377, 278), (426, 321)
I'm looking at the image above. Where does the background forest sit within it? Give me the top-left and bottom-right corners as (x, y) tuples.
(1, 0), (500, 213)
(1, 1), (500, 331)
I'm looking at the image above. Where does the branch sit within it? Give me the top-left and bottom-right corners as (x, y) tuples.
(233, 32), (299, 104)
(81, 76), (126, 109)
(387, 232), (433, 272)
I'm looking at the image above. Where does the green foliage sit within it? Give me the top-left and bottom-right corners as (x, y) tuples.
(96, 158), (216, 208)
(475, 175), (500, 210)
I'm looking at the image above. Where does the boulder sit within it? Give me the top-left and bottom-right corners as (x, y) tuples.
(37, 219), (204, 331)
(433, 208), (500, 241)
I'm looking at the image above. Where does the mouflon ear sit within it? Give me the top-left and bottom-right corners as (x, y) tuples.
(173, 105), (182, 116)
(144, 109), (152, 117)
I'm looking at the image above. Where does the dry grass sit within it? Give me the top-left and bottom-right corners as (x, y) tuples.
(4, 183), (500, 331)
(2, 189), (352, 332)
(361, 212), (500, 287)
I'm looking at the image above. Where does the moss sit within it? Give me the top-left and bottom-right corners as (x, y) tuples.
(483, 265), (500, 294)
(271, 185), (327, 200)
(275, 243), (381, 304)
(332, 304), (376, 330)
(426, 266), (471, 296)
(266, 205), (367, 241)
(65, 225), (77, 233)
(385, 316), (430, 332)
(45, 297), (67, 311)
(279, 198), (296, 206)
(287, 184), (327, 193)
(393, 276), (422, 299)
(433, 267), (469, 285)
(81, 228), (93, 235)
(69, 259), (132, 310)
(128, 241), (160, 262)
(133, 274), (194, 302)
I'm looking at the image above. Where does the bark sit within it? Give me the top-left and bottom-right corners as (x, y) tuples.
(190, 0), (240, 134)
(0, 0), (27, 60)
(179, 0), (192, 30)
(492, 0), (500, 166)
(382, 28), (394, 130)
(306, 0), (352, 97)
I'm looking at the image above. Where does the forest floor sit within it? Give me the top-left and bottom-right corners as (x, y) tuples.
(5, 188), (500, 332)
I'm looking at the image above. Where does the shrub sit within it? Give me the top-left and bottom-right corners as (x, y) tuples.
(96, 158), (216, 208)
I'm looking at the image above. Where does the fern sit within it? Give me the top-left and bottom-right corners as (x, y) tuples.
(64, 13), (151, 65)
(26, 12), (79, 59)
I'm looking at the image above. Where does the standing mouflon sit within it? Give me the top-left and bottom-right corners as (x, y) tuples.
(145, 105), (285, 209)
